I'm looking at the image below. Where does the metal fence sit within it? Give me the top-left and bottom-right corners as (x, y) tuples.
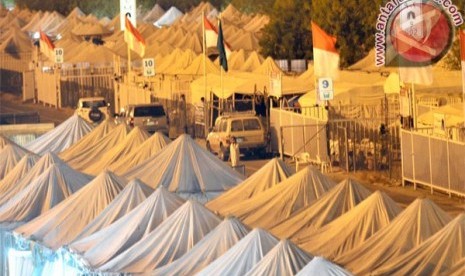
(401, 129), (465, 197)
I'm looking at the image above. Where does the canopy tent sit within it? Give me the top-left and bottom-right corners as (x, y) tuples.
(152, 217), (249, 275)
(24, 114), (93, 156)
(240, 51), (264, 72)
(108, 132), (171, 174)
(220, 166), (336, 229)
(418, 103), (464, 127)
(373, 213), (465, 276)
(0, 162), (91, 223)
(271, 178), (372, 240)
(67, 186), (184, 270)
(347, 48), (396, 73)
(297, 191), (402, 260)
(154, 6), (183, 28)
(253, 56), (284, 75)
(0, 153), (66, 204)
(14, 170), (127, 250)
(71, 22), (112, 37)
(59, 119), (116, 161)
(63, 124), (129, 173)
(0, 28), (33, 55)
(0, 135), (11, 150)
(336, 198), (452, 275)
(0, 154), (38, 191)
(449, 257), (465, 276)
(143, 4), (165, 23)
(246, 239), (313, 276)
(71, 179), (153, 240)
(122, 134), (244, 202)
(296, 256), (352, 276)
(206, 158), (293, 213)
(0, 143), (31, 180)
(228, 49), (246, 71)
(178, 54), (220, 75)
(84, 127), (150, 175)
(99, 200), (221, 273)
(197, 228), (279, 276)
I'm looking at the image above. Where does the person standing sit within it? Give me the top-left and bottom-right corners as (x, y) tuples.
(194, 97), (205, 138)
(230, 136), (240, 167)
(178, 94), (187, 134)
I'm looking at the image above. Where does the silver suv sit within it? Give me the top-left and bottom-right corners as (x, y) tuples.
(76, 97), (111, 124)
(206, 112), (268, 160)
(121, 103), (168, 135)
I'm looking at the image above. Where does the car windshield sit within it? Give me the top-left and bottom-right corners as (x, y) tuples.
(134, 106), (165, 117)
(82, 100), (106, 108)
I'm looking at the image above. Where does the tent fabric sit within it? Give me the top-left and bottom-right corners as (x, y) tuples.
(418, 103), (464, 127)
(0, 143), (31, 180)
(59, 119), (117, 161)
(84, 127), (150, 175)
(336, 198), (452, 275)
(14, 170), (127, 250)
(221, 166), (336, 229)
(373, 213), (465, 276)
(63, 124), (129, 173)
(206, 158), (293, 214)
(253, 56), (283, 75)
(271, 178), (372, 240)
(152, 217), (250, 276)
(72, 178), (153, 240)
(296, 256), (353, 276)
(67, 186), (184, 269)
(0, 163), (91, 223)
(0, 153), (67, 206)
(0, 154), (39, 192)
(143, 4), (165, 23)
(108, 132), (171, 174)
(246, 239), (313, 276)
(122, 134), (244, 202)
(24, 114), (93, 156)
(0, 135), (12, 150)
(297, 191), (402, 260)
(154, 6), (183, 28)
(99, 200), (221, 273)
(448, 257), (465, 276)
(197, 228), (279, 276)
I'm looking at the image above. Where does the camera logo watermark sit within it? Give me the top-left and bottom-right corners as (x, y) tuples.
(375, 0), (463, 67)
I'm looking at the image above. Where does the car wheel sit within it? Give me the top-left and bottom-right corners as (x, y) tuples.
(219, 144), (228, 161)
(88, 107), (103, 122)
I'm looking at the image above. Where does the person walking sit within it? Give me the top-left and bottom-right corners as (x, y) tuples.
(230, 136), (240, 167)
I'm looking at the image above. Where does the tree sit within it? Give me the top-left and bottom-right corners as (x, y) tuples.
(312, 0), (383, 68)
(259, 0), (312, 63)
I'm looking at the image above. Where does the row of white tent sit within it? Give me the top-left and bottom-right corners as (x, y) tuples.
(0, 113), (464, 274)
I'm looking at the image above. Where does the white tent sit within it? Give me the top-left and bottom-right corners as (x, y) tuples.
(143, 4), (165, 23)
(197, 228), (279, 276)
(336, 198), (452, 275)
(0, 162), (91, 223)
(373, 213), (465, 275)
(297, 191), (402, 260)
(0, 153), (68, 206)
(67, 186), (184, 269)
(24, 114), (93, 155)
(99, 200), (221, 273)
(154, 6), (183, 28)
(0, 143), (31, 180)
(84, 127), (150, 175)
(246, 239), (313, 276)
(271, 178), (372, 240)
(59, 119), (116, 161)
(63, 124), (129, 173)
(206, 158), (293, 213)
(296, 256), (353, 276)
(14, 170), (127, 250)
(122, 134), (244, 202)
(0, 154), (39, 193)
(71, 178), (153, 240)
(108, 132), (171, 174)
(220, 166), (336, 229)
(152, 217), (249, 275)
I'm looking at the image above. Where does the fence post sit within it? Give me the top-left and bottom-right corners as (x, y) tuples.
(446, 135), (451, 197)
(428, 135), (433, 194)
(410, 131), (416, 190)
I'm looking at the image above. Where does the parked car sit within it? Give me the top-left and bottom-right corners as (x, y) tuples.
(75, 97), (111, 124)
(206, 112), (268, 161)
(120, 103), (169, 135)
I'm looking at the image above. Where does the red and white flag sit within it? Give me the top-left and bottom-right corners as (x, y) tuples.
(124, 16), (146, 57)
(39, 31), (55, 61)
(311, 21), (339, 79)
(203, 16), (231, 58)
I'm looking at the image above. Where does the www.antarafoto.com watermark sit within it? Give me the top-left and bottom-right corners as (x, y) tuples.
(375, 0), (464, 67)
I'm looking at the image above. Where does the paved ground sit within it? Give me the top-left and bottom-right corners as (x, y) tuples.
(1, 91), (464, 217)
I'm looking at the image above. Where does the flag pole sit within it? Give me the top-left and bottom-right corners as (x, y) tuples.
(411, 82), (416, 129)
(219, 14), (224, 114)
(202, 11), (208, 134)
